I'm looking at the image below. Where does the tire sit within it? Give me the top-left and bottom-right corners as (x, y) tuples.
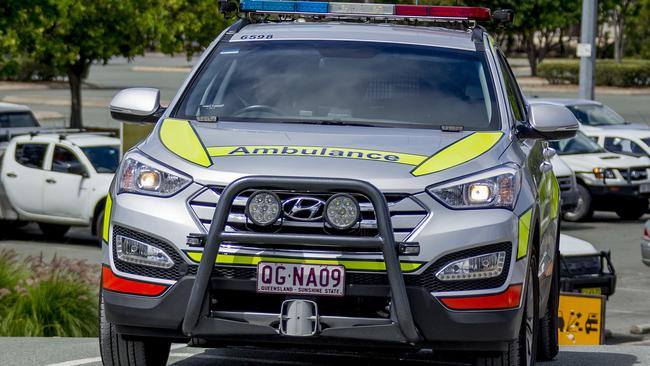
(537, 247), (559, 361)
(99, 291), (171, 366)
(38, 223), (70, 240)
(475, 249), (539, 366)
(563, 185), (592, 222)
(96, 209), (105, 246)
(615, 200), (647, 220)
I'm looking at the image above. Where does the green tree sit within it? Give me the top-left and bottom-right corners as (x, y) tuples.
(479, 0), (581, 76)
(6, 0), (159, 128)
(602, 0), (640, 63)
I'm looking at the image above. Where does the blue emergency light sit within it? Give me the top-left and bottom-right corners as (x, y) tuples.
(239, 1), (493, 20)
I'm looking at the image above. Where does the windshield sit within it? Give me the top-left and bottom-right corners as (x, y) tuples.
(81, 145), (120, 173)
(0, 111), (39, 128)
(174, 41), (499, 130)
(550, 131), (607, 155)
(566, 104), (625, 126)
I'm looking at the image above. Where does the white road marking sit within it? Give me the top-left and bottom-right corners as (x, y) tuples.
(45, 343), (187, 366)
(45, 357), (102, 366)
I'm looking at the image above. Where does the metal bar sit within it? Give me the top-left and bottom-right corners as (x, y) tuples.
(182, 176), (420, 343)
(220, 232), (383, 249)
(578, 0), (598, 100)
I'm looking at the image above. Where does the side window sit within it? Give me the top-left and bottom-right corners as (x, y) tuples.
(14, 143), (47, 169)
(604, 137), (647, 157)
(497, 51), (526, 122)
(52, 146), (87, 176)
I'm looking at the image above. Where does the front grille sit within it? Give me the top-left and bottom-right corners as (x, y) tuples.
(557, 176), (574, 192)
(619, 167), (649, 182)
(210, 242), (512, 293)
(112, 226), (190, 281)
(189, 187), (428, 243)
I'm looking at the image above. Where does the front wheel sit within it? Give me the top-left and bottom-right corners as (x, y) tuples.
(99, 292), (171, 366)
(615, 200), (648, 220)
(475, 250), (539, 366)
(563, 185), (592, 222)
(38, 223), (70, 240)
(95, 209), (105, 246)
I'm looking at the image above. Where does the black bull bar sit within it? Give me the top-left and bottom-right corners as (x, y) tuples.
(181, 176), (421, 343)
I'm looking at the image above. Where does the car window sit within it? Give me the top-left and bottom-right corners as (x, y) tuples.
(14, 143), (47, 169)
(604, 137), (647, 157)
(496, 51), (526, 122)
(0, 111), (39, 128)
(52, 146), (86, 176)
(566, 104), (625, 126)
(81, 145), (120, 173)
(174, 41), (500, 131)
(549, 131), (607, 155)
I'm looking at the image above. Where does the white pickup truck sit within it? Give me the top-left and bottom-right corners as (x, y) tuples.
(0, 132), (119, 239)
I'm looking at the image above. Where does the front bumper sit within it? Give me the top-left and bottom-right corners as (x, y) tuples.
(104, 176), (530, 350)
(641, 239), (650, 267)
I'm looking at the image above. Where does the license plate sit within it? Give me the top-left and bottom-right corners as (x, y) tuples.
(580, 287), (602, 295)
(256, 262), (345, 297)
(640, 183), (650, 193)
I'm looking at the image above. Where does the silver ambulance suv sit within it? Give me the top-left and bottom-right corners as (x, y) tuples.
(100, 4), (578, 366)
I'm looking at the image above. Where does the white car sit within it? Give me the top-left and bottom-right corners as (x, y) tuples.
(0, 132), (119, 239)
(0, 102), (42, 154)
(551, 154), (579, 211)
(559, 234), (616, 297)
(531, 98), (649, 131)
(585, 129), (650, 158)
(641, 221), (650, 266)
(549, 131), (650, 221)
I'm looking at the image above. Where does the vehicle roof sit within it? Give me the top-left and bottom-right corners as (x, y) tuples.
(0, 102), (32, 113)
(12, 133), (119, 147)
(586, 128), (650, 139)
(530, 98), (602, 107)
(232, 22), (478, 51)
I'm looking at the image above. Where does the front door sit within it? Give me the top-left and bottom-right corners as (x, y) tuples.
(42, 145), (90, 219)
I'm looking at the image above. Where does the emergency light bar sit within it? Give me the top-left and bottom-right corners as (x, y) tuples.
(239, 1), (493, 21)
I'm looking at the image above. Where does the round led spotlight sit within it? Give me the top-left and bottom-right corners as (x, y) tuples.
(246, 191), (281, 226)
(325, 193), (360, 230)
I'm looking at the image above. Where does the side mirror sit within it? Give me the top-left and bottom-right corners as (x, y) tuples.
(518, 103), (579, 140)
(110, 88), (166, 123)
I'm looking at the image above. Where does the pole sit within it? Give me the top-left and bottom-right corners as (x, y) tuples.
(579, 0), (598, 100)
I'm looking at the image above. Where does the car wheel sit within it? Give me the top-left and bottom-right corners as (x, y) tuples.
(38, 223), (70, 240)
(99, 291), (171, 366)
(96, 209), (105, 246)
(475, 249), (539, 366)
(537, 246), (559, 361)
(563, 185), (592, 222)
(615, 200), (647, 220)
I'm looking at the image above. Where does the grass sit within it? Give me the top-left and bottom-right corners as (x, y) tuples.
(0, 249), (99, 337)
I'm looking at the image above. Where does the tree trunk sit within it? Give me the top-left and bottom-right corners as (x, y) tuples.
(66, 61), (89, 129)
(526, 38), (539, 77)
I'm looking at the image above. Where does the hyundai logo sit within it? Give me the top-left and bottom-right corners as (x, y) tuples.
(282, 197), (325, 221)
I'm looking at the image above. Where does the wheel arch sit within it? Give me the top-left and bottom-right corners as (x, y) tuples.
(92, 196), (107, 236)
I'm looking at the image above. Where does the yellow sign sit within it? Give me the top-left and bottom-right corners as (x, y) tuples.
(558, 292), (606, 345)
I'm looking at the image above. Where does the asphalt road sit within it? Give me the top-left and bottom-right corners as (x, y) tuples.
(0, 337), (648, 366)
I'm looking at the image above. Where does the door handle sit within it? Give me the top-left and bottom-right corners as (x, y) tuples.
(540, 161), (553, 173)
(6, 172), (17, 178)
(45, 178), (57, 184)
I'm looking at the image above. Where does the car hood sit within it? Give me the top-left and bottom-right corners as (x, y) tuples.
(558, 152), (650, 172)
(551, 155), (573, 177)
(140, 119), (509, 191)
(559, 234), (598, 256)
(581, 122), (650, 131)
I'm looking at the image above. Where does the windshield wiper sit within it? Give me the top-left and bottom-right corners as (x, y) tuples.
(279, 120), (389, 128)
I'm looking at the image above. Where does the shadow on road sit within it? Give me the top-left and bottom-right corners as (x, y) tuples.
(549, 351), (639, 366)
(0, 223), (97, 247)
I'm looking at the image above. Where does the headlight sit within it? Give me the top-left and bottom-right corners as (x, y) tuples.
(325, 193), (360, 230)
(118, 156), (191, 197)
(115, 235), (174, 269)
(428, 166), (520, 209)
(436, 251), (506, 281)
(592, 168), (616, 179)
(246, 191), (282, 226)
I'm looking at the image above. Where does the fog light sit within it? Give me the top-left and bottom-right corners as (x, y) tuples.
(436, 251), (506, 281)
(324, 193), (360, 230)
(246, 191), (281, 226)
(115, 235), (174, 269)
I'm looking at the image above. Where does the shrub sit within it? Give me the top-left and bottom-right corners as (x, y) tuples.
(0, 250), (99, 337)
(538, 59), (650, 87)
